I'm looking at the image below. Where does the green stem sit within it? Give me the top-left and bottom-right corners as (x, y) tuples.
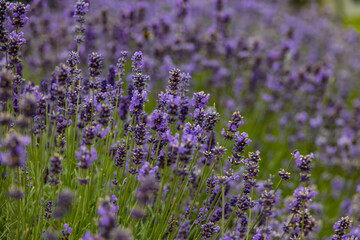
(221, 184), (225, 238)
(279, 212), (296, 240)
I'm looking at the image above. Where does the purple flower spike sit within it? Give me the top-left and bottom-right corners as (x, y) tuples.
(332, 216), (352, 240)
(131, 51), (143, 73)
(61, 223), (72, 240)
(8, 2), (30, 28)
(88, 52), (103, 78)
(192, 91), (210, 109)
(293, 150), (314, 184)
(0, 131), (30, 168)
(76, 145), (97, 169)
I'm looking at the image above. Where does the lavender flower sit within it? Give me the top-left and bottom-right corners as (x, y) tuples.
(8, 31), (26, 66)
(229, 132), (251, 165)
(133, 122), (147, 146)
(74, 0), (89, 43)
(79, 99), (93, 124)
(0, 1), (7, 25)
(178, 97), (190, 127)
(259, 190), (278, 217)
(44, 201), (53, 220)
(278, 168), (291, 181)
(97, 103), (111, 126)
(8, 2), (30, 28)
(49, 154), (62, 186)
(222, 112), (244, 140)
(332, 216), (352, 240)
(67, 51), (80, 69)
(82, 125), (96, 146)
(74, 0), (89, 23)
(243, 151), (261, 180)
(88, 52), (103, 78)
(201, 222), (220, 239)
(192, 91), (210, 109)
(19, 93), (37, 118)
(136, 175), (158, 206)
(0, 69), (13, 101)
(61, 223), (72, 240)
(54, 64), (71, 87)
(76, 146), (97, 169)
(114, 142), (126, 168)
(131, 147), (145, 166)
(294, 150), (314, 184)
(7, 186), (24, 200)
(116, 51), (129, 78)
(129, 90), (147, 119)
(176, 220), (190, 240)
(167, 68), (182, 97)
(150, 109), (168, 133)
(131, 51), (143, 73)
(97, 197), (119, 239)
(203, 111), (220, 131)
(0, 130), (30, 168)
(283, 186), (318, 238)
(132, 73), (149, 91)
(54, 189), (73, 218)
(290, 187), (317, 213)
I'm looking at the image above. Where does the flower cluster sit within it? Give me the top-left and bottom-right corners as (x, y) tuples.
(73, 0), (89, 44)
(8, 2), (30, 28)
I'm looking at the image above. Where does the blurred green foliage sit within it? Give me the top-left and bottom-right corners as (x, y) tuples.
(344, 17), (360, 31)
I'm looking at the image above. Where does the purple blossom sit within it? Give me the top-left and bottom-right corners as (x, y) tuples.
(114, 142), (126, 168)
(54, 189), (73, 218)
(96, 103), (111, 126)
(49, 154), (62, 186)
(278, 168), (291, 181)
(0, 69), (13, 101)
(166, 68), (182, 97)
(201, 222), (220, 239)
(97, 198), (118, 239)
(150, 109), (168, 133)
(132, 73), (149, 91)
(131, 51), (143, 73)
(67, 51), (80, 69)
(73, 0), (89, 43)
(76, 146), (97, 169)
(73, 0), (89, 23)
(229, 132), (251, 165)
(82, 231), (95, 240)
(222, 112), (244, 140)
(8, 2), (29, 28)
(138, 161), (158, 181)
(294, 150), (314, 184)
(82, 125), (97, 145)
(192, 91), (210, 109)
(88, 52), (103, 78)
(44, 201), (53, 220)
(8, 31), (26, 66)
(129, 90), (147, 118)
(332, 216), (352, 240)
(135, 175), (158, 206)
(133, 123), (147, 146)
(61, 223), (72, 240)
(131, 147), (145, 166)
(0, 131), (30, 168)
(202, 111), (220, 131)
(116, 51), (129, 70)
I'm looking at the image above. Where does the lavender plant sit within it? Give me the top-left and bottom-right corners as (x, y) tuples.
(0, 0), (359, 240)
(15, 0), (360, 172)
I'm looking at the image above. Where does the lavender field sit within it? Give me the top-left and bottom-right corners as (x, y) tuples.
(0, 0), (359, 239)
